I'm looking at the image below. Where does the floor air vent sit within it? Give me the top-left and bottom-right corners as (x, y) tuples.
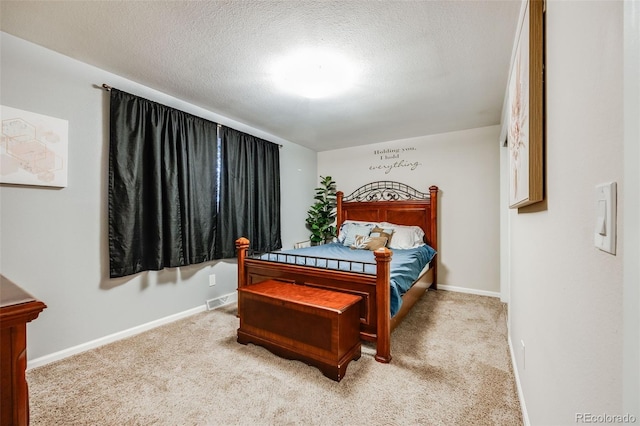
(206, 293), (236, 311)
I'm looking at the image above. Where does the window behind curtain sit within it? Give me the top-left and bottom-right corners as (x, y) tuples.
(108, 89), (219, 278)
(216, 126), (282, 258)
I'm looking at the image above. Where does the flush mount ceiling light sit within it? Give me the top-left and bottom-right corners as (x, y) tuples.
(272, 49), (357, 99)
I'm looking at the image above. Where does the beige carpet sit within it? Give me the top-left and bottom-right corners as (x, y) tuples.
(27, 290), (523, 425)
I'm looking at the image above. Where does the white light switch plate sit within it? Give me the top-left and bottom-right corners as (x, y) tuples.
(594, 182), (617, 254)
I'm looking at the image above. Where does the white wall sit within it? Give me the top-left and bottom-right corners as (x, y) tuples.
(0, 32), (317, 362)
(505, 1), (626, 424)
(318, 125), (501, 295)
(623, 0), (640, 416)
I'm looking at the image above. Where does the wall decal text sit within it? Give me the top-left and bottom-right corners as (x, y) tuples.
(369, 147), (422, 174)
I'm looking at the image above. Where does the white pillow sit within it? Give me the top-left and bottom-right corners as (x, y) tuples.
(380, 222), (425, 249)
(337, 220), (379, 243)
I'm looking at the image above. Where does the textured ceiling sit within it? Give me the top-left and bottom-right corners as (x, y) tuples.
(0, 1), (521, 152)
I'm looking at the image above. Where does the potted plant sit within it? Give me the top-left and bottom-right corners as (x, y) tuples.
(305, 176), (337, 245)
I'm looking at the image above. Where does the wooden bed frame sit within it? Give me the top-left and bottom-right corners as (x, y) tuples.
(235, 181), (439, 363)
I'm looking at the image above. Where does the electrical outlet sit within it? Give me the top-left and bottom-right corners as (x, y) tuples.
(209, 274), (216, 287)
(520, 339), (526, 369)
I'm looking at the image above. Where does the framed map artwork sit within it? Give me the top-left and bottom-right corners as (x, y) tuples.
(0, 105), (68, 188)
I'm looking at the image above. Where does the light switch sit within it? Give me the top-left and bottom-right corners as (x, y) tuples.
(594, 182), (617, 254)
(596, 200), (606, 235)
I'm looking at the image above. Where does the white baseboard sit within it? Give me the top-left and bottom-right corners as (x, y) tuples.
(508, 334), (530, 426)
(28, 293), (236, 370)
(437, 284), (501, 299)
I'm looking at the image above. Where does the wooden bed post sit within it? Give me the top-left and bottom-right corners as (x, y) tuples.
(374, 247), (392, 363)
(235, 237), (250, 315)
(429, 185), (439, 288)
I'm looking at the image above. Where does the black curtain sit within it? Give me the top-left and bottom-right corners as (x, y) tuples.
(216, 126), (281, 258)
(108, 89), (218, 278)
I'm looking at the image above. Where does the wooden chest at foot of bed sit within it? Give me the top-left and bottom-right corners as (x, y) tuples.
(237, 280), (362, 382)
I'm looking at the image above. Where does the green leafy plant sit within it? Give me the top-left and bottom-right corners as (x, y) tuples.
(305, 176), (337, 244)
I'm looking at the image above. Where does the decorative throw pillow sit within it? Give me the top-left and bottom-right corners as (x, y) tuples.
(337, 221), (379, 243)
(341, 224), (374, 247)
(369, 227), (394, 246)
(351, 235), (388, 251)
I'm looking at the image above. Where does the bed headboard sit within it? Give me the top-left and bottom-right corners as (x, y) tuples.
(336, 181), (439, 251)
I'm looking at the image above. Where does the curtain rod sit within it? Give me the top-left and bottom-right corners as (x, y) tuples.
(100, 84), (282, 148)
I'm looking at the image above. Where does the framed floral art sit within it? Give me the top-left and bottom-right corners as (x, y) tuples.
(508, 0), (545, 209)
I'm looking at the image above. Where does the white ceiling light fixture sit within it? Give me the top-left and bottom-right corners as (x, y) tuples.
(272, 49), (357, 99)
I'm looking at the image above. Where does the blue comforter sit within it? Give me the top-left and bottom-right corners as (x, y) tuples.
(258, 243), (436, 316)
